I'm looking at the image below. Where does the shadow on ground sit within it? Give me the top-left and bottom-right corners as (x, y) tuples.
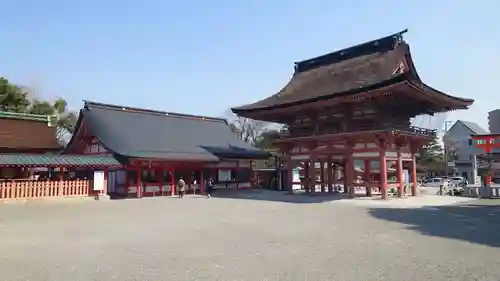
(211, 189), (358, 204)
(369, 201), (500, 248)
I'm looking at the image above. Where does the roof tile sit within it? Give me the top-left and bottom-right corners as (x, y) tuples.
(0, 154), (121, 167)
(459, 120), (489, 135)
(232, 30), (473, 113)
(0, 114), (60, 152)
(68, 102), (268, 161)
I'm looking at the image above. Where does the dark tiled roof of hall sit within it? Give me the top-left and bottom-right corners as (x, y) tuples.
(65, 101), (268, 161)
(232, 29), (473, 113)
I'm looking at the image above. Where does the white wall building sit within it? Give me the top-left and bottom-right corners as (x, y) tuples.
(443, 120), (489, 184)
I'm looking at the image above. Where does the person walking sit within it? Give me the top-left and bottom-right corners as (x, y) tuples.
(206, 177), (215, 198)
(177, 177), (186, 199)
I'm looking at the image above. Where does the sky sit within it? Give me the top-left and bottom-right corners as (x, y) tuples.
(1, 0), (498, 132)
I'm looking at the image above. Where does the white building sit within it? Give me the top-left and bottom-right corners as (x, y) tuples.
(443, 120), (489, 184)
(488, 109), (500, 134)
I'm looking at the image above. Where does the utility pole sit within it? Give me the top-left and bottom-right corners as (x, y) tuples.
(443, 120), (454, 177)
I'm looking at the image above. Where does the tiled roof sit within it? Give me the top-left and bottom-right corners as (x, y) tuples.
(232, 30), (473, 113)
(66, 101), (269, 161)
(0, 111), (52, 122)
(459, 120), (489, 135)
(0, 154), (122, 167)
(0, 111), (60, 152)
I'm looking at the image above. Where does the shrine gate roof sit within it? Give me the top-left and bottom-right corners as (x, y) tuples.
(67, 101), (268, 162)
(0, 111), (61, 153)
(232, 29), (473, 114)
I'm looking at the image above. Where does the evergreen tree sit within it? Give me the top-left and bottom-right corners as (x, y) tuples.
(0, 77), (30, 112)
(417, 136), (444, 163)
(0, 77), (77, 141)
(253, 129), (281, 150)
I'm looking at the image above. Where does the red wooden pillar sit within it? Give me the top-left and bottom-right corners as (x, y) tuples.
(170, 167), (176, 196)
(364, 159), (372, 196)
(485, 146), (493, 185)
(58, 166), (64, 196)
(379, 153), (388, 200)
(250, 161), (257, 186)
(304, 161), (310, 192)
(125, 169), (130, 196)
(200, 168), (205, 195)
(343, 165), (348, 194)
(320, 160), (325, 192)
(158, 168), (164, 196)
(346, 156), (355, 198)
(411, 154), (418, 196)
(103, 168), (109, 195)
(327, 157), (333, 193)
(236, 161), (240, 189)
(212, 165), (217, 183)
(136, 168), (141, 198)
(113, 170), (117, 194)
(287, 158), (294, 192)
(396, 152), (404, 198)
(309, 159), (316, 193)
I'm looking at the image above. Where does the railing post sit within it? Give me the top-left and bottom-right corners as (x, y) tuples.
(58, 166), (64, 196)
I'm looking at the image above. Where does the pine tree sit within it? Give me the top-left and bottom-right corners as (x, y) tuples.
(417, 136), (444, 163)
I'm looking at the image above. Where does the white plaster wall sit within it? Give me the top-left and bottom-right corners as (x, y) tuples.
(216, 182), (251, 189)
(125, 184), (174, 194)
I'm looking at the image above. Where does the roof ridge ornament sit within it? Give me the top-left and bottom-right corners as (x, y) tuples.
(293, 29), (409, 73)
(391, 61), (406, 75)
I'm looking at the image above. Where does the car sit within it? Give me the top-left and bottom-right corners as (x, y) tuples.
(422, 177), (449, 188)
(448, 176), (468, 186)
(448, 176), (467, 195)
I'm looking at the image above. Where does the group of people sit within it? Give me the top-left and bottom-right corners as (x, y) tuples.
(176, 177), (215, 199)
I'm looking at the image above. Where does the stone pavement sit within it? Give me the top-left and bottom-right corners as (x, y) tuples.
(0, 191), (499, 281)
(336, 194), (478, 208)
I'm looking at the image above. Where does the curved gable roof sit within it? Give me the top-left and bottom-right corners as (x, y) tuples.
(232, 30), (473, 114)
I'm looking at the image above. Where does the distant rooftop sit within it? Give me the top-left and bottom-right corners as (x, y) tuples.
(0, 110), (55, 124)
(0, 111), (61, 152)
(459, 120), (489, 135)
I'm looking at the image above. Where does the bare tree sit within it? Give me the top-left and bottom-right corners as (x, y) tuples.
(224, 109), (270, 144)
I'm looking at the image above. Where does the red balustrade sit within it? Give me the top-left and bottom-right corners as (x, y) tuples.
(0, 179), (91, 200)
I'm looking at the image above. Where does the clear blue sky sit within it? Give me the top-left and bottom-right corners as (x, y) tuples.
(1, 0), (498, 131)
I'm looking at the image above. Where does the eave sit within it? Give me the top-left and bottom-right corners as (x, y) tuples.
(232, 74), (408, 116)
(233, 78), (472, 123)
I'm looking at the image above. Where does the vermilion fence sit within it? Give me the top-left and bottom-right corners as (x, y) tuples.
(0, 179), (91, 200)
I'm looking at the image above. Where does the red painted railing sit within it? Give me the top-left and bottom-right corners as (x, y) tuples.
(0, 179), (91, 200)
(278, 125), (436, 138)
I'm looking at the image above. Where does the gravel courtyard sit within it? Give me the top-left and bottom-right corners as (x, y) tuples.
(1, 191), (499, 281)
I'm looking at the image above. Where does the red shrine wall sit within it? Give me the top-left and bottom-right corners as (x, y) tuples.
(71, 128), (254, 196)
(109, 158), (253, 196)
